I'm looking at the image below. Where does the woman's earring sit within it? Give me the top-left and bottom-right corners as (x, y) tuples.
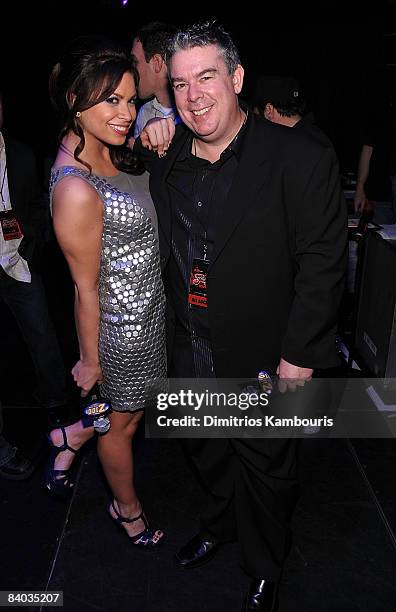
(76, 111), (81, 118)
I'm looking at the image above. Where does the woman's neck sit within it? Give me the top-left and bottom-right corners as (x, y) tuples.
(56, 133), (118, 176)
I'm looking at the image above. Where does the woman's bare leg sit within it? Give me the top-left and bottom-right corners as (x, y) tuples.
(49, 421), (94, 476)
(97, 410), (162, 541)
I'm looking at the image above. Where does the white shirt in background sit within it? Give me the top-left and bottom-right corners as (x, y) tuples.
(133, 97), (179, 138)
(0, 132), (31, 283)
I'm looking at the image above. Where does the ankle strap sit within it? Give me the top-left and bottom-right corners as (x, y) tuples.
(111, 501), (146, 526)
(60, 427), (78, 454)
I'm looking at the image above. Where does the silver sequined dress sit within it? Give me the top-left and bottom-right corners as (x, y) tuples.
(50, 166), (166, 412)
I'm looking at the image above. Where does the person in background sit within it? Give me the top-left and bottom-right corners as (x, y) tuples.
(0, 88), (68, 479)
(354, 108), (396, 224)
(0, 399), (34, 480)
(252, 74), (332, 147)
(253, 75), (306, 126)
(130, 21), (178, 144)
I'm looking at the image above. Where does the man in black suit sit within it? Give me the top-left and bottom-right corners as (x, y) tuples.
(253, 75), (307, 126)
(252, 74), (332, 147)
(0, 90), (68, 479)
(139, 20), (346, 611)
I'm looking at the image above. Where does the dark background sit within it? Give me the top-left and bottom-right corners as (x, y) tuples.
(1, 7), (396, 610)
(0, 1), (393, 174)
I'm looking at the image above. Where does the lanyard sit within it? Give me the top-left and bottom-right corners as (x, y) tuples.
(0, 162), (7, 210)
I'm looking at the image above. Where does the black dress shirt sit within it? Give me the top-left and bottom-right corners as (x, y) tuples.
(166, 115), (247, 376)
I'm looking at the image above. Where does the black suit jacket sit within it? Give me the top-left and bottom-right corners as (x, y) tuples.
(138, 112), (347, 378)
(2, 132), (46, 265)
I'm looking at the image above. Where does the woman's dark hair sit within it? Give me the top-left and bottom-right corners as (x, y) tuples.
(49, 37), (143, 174)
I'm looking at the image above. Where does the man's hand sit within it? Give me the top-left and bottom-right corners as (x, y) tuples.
(140, 117), (175, 157)
(276, 358), (313, 393)
(354, 185), (367, 213)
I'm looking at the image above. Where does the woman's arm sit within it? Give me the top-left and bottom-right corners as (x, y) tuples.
(52, 177), (103, 396)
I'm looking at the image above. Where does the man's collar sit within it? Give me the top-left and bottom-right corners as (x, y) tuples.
(175, 132), (193, 162)
(226, 108), (248, 160)
(177, 107), (249, 164)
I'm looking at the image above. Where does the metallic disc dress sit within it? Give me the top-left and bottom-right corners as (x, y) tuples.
(50, 167), (166, 412)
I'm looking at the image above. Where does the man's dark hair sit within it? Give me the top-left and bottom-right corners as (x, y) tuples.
(253, 75), (307, 118)
(269, 99), (307, 118)
(166, 18), (241, 74)
(135, 22), (177, 62)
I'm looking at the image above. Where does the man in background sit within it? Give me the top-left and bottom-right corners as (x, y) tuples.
(131, 21), (179, 143)
(0, 89), (68, 479)
(253, 74), (332, 148)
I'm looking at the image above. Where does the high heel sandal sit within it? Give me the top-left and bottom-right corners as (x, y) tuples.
(109, 500), (164, 549)
(45, 426), (79, 499)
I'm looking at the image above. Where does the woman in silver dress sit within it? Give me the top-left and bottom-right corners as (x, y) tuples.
(46, 39), (166, 547)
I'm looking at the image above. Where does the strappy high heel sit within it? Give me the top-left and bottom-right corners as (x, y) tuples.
(45, 426), (79, 499)
(109, 500), (164, 549)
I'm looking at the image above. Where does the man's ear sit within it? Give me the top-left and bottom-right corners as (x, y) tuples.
(151, 53), (165, 74)
(232, 64), (244, 94)
(264, 103), (274, 121)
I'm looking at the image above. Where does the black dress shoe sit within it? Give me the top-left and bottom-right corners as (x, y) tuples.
(0, 449), (35, 481)
(242, 579), (279, 612)
(175, 534), (220, 569)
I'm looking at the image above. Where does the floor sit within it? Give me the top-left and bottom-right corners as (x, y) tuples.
(2, 404), (396, 612)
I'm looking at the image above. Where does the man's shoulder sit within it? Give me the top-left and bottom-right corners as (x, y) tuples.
(137, 98), (176, 120)
(137, 98), (155, 114)
(251, 113), (328, 146)
(3, 132), (34, 154)
(135, 100), (155, 124)
(2, 132), (37, 167)
(249, 114), (334, 164)
(134, 100), (156, 136)
(134, 98), (179, 137)
(295, 114), (334, 149)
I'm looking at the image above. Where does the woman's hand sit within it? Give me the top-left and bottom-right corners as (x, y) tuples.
(71, 360), (103, 397)
(140, 117), (175, 157)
